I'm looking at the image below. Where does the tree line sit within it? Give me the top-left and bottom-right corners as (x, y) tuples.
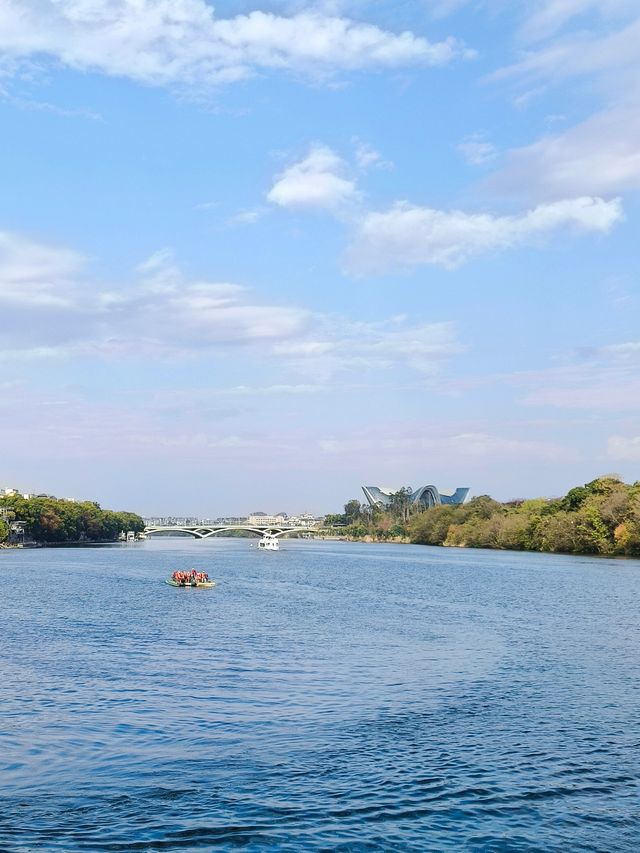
(0, 495), (145, 544)
(326, 476), (640, 557)
(324, 489), (415, 541)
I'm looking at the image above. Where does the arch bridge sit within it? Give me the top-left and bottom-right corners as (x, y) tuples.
(144, 524), (315, 540)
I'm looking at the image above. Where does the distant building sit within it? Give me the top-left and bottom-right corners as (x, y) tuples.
(209, 517), (248, 525)
(142, 516), (200, 527)
(0, 487), (35, 499)
(287, 513), (316, 528)
(8, 520), (26, 545)
(362, 485), (469, 510)
(247, 511), (288, 526)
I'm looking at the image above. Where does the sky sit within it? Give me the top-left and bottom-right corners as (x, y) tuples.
(1, 0), (639, 516)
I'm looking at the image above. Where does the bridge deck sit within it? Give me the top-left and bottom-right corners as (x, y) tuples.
(144, 524), (317, 539)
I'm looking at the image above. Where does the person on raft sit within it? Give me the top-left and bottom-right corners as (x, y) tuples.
(171, 570), (210, 585)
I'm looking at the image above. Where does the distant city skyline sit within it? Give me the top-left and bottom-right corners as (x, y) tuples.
(1, 2), (639, 515)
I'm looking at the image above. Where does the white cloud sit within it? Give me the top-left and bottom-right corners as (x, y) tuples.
(344, 195), (622, 272)
(0, 231), (85, 307)
(498, 354), (640, 412)
(492, 107), (640, 198)
(102, 252), (311, 353)
(0, 1), (468, 91)
(427, 0), (473, 19)
(581, 341), (640, 361)
(352, 137), (393, 171)
(492, 16), (640, 88)
(0, 87), (104, 121)
(165, 283), (307, 344)
(227, 207), (267, 226)
(193, 201), (219, 212)
(486, 7), (640, 201)
(607, 435), (640, 461)
(220, 383), (327, 396)
(0, 235), (309, 356)
(267, 144), (357, 210)
(318, 429), (569, 461)
(520, 0), (637, 42)
(448, 431), (568, 460)
(274, 317), (462, 379)
(457, 134), (496, 165)
(521, 378), (640, 411)
(0, 231), (464, 381)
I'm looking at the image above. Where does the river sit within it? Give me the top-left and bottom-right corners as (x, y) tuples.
(1, 539), (639, 850)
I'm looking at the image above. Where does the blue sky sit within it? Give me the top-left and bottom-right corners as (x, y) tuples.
(1, 0), (639, 515)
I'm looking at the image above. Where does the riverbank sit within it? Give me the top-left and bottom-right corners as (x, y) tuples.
(0, 494), (145, 549)
(1, 540), (145, 549)
(327, 476), (640, 558)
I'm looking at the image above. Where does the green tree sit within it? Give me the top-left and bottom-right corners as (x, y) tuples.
(0, 495), (144, 544)
(409, 505), (457, 545)
(389, 487), (413, 523)
(343, 499), (362, 523)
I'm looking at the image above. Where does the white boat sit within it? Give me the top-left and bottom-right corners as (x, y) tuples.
(257, 534), (280, 551)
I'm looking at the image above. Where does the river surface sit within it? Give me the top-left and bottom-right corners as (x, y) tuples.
(1, 539), (639, 851)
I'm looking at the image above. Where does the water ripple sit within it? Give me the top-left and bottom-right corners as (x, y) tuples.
(1, 540), (639, 850)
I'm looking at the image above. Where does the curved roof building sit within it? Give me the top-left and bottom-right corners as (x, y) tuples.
(362, 485), (469, 510)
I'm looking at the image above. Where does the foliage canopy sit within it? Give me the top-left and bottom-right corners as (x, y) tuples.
(409, 476), (640, 557)
(0, 495), (145, 544)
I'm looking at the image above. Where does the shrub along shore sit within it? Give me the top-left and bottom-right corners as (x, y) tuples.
(0, 495), (145, 546)
(326, 476), (640, 557)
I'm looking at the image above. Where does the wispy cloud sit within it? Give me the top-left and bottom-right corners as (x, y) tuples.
(0, 234), (309, 356)
(0, 87), (104, 121)
(0, 384), (278, 463)
(227, 207), (268, 226)
(457, 134), (497, 166)
(518, 0), (638, 43)
(0, 231), (86, 308)
(488, 6), (640, 199)
(319, 427), (572, 462)
(0, 231), (464, 381)
(274, 317), (463, 379)
(491, 107), (640, 199)
(0, 1), (470, 92)
(351, 137), (393, 171)
(607, 434), (640, 461)
(577, 341), (640, 361)
(344, 196), (622, 273)
(521, 378), (640, 411)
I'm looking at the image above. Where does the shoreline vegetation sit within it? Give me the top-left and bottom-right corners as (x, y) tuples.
(3, 475), (640, 559)
(323, 476), (640, 558)
(0, 495), (145, 547)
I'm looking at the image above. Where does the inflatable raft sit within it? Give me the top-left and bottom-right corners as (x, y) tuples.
(165, 579), (216, 588)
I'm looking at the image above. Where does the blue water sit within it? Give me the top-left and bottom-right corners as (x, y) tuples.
(1, 539), (639, 851)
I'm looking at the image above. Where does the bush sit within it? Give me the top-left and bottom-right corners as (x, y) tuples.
(406, 477), (640, 557)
